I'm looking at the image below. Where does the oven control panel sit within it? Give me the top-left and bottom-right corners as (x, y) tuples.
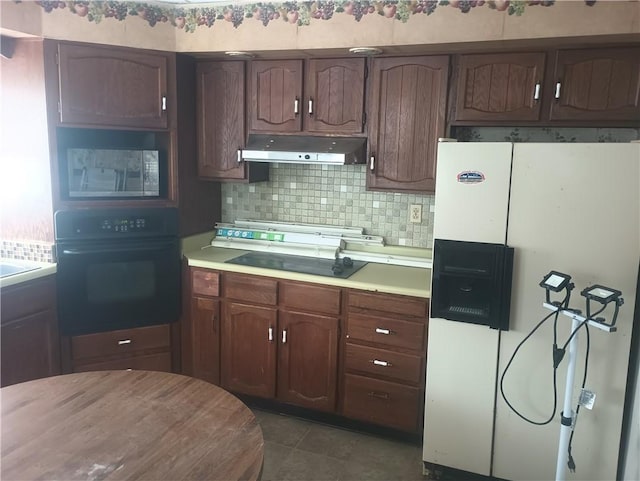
(54, 208), (179, 241)
(100, 217), (147, 233)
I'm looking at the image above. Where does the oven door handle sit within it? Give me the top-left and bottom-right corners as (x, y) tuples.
(60, 240), (176, 256)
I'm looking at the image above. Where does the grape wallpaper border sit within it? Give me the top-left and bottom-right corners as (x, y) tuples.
(22, 0), (600, 32)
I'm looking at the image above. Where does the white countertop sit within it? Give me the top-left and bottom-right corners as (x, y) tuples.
(0, 261), (57, 289)
(185, 245), (431, 299)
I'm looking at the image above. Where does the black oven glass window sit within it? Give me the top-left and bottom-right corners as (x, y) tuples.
(86, 261), (156, 304)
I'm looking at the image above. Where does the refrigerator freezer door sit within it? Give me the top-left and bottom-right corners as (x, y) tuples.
(424, 141), (514, 475)
(423, 318), (500, 476)
(433, 142), (513, 244)
(494, 143), (640, 481)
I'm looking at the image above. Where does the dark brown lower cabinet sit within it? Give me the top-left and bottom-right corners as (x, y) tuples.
(191, 296), (221, 385)
(342, 290), (429, 433)
(277, 310), (338, 412)
(185, 266), (429, 433)
(221, 301), (277, 398)
(1, 275), (60, 387)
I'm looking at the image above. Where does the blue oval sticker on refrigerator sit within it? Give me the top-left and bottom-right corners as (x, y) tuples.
(457, 171), (485, 184)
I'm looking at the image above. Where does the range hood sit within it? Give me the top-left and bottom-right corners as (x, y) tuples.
(241, 134), (366, 165)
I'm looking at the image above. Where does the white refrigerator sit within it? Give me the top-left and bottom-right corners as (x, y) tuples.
(423, 142), (640, 481)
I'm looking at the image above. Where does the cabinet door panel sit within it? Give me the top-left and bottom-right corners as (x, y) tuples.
(367, 56), (448, 193)
(221, 302), (277, 398)
(1, 276), (60, 388)
(58, 44), (168, 128)
(305, 58), (365, 133)
(250, 60), (303, 132)
(196, 61), (246, 180)
(277, 311), (338, 412)
(550, 47), (640, 121)
(1, 311), (59, 387)
(191, 297), (220, 385)
(454, 52), (545, 122)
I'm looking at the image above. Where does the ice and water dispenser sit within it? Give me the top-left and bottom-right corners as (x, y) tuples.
(431, 239), (514, 331)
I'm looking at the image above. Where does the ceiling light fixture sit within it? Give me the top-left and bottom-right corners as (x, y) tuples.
(224, 51), (255, 59)
(348, 47), (383, 56)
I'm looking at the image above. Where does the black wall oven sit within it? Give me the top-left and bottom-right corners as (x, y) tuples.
(55, 207), (181, 336)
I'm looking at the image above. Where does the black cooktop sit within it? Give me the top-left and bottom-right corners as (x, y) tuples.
(225, 252), (367, 279)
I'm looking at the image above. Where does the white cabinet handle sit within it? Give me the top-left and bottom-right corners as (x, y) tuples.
(294, 98), (299, 115)
(375, 328), (390, 335)
(268, 327), (273, 342)
(118, 339), (132, 345)
(308, 99), (313, 115)
(533, 82), (541, 101)
(237, 149), (242, 163)
(369, 156), (375, 172)
(161, 96), (167, 111)
(372, 359), (391, 367)
(555, 82), (562, 100)
(282, 329), (287, 344)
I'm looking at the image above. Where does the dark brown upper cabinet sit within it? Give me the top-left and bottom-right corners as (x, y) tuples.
(57, 43), (169, 129)
(196, 61), (267, 182)
(304, 58), (366, 133)
(549, 47), (640, 122)
(454, 52), (546, 122)
(452, 46), (640, 125)
(249, 58), (366, 134)
(367, 56), (449, 194)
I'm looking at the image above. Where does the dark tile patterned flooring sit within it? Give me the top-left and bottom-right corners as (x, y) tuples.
(251, 408), (426, 481)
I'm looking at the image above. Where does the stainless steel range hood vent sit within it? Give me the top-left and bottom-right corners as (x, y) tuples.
(242, 134), (366, 165)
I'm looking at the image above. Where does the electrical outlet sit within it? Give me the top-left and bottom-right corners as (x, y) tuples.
(409, 204), (422, 224)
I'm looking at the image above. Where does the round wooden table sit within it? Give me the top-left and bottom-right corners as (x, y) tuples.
(1, 370), (264, 481)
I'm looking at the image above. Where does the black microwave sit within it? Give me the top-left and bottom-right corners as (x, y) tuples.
(56, 128), (168, 201)
(65, 148), (163, 199)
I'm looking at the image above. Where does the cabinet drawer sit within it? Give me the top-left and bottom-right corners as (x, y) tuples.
(74, 352), (172, 373)
(342, 374), (421, 432)
(279, 281), (340, 315)
(192, 268), (220, 297)
(348, 291), (428, 318)
(71, 324), (170, 361)
(223, 273), (277, 305)
(346, 313), (426, 351)
(345, 343), (423, 385)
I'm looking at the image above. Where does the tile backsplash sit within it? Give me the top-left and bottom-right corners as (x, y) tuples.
(221, 164), (434, 248)
(1, 240), (54, 263)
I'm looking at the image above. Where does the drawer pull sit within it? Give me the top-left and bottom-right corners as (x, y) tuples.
(367, 391), (390, 400)
(372, 359), (391, 367)
(118, 339), (132, 345)
(375, 328), (391, 335)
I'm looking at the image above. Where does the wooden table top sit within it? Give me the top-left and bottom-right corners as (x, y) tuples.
(1, 370), (264, 481)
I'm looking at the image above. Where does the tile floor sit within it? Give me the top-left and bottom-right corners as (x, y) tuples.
(252, 408), (426, 481)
